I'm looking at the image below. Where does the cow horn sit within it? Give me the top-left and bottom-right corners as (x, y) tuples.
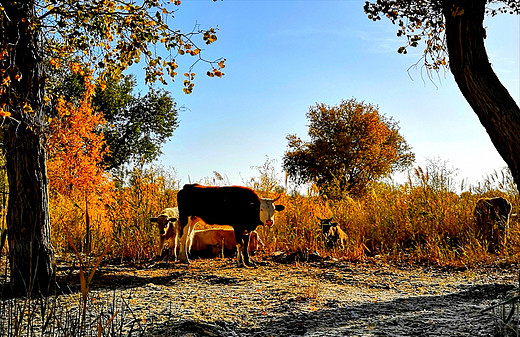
(273, 195), (281, 202)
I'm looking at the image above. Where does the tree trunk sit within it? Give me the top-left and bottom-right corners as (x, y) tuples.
(442, 0), (520, 191)
(1, 1), (56, 296)
(5, 127), (56, 296)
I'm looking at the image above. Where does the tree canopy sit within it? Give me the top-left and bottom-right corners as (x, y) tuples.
(363, 0), (520, 191)
(283, 99), (415, 198)
(95, 77), (178, 171)
(364, 0), (518, 72)
(51, 73), (179, 171)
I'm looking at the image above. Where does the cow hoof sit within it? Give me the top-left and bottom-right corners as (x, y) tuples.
(245, 261), (257, 268)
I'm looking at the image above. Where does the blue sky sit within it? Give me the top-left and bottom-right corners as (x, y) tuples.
(139, 1), (520, 188)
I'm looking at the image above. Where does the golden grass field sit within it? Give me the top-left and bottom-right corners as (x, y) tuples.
(25, 163), (517, 269)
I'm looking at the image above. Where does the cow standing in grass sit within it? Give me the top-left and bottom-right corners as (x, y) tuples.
(319, 217), (347, 249)
(177, 184), (284, 266)
(150, 207), (180, 260)
(474, 197), (512, 252)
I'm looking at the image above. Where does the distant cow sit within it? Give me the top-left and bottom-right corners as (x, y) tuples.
(474, 197), (512, 252)
(150, 207), (179, 260)
(318, 217), (347, 249)
(177, 184), (284, 266)
(189, 229), (264, 258)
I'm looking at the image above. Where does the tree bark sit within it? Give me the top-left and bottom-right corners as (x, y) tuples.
(442, 0), (520, 191)
(5, 127), (56, 296)
(1, 1), (56, 296)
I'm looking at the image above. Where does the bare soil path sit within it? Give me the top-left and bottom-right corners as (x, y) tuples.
(78, 254), (518, 337)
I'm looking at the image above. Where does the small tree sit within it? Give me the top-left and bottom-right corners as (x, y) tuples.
(50, 73), (179, 171)
(283, 99), (414, 198)
(47, 72), (114, 253)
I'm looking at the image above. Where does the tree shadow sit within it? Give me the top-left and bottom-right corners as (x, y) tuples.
(239, 283), (514, 337)
(146, 283), (514, 337)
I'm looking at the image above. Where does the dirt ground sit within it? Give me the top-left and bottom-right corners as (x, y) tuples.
(1, 252), (519, 336)
(75, 252), (518, 337)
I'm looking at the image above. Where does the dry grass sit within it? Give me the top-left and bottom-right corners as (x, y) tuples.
(34, 162), (520, 267)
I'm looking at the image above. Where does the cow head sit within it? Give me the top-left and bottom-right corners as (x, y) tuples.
(318, 217), (334, 235)
(151, 214), (178, 237)
(259, 196), (285, 226)
(318, 217), (339, 248)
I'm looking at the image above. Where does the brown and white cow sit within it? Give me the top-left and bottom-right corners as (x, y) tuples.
(318, 217), (347, 249)
(474, 197), (512, 252)
(150, 207), (180, 260)
(177, 184), (284, 266)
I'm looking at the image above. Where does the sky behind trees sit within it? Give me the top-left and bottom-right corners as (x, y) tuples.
(137, 0), (519, 188)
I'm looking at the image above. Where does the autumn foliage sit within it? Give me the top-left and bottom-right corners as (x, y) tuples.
(283, 99), (415, 198)
(46, 71), (114, 252)
(31, 73), (520, 266)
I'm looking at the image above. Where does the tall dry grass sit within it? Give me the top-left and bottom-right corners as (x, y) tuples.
(107, 166), (179, 261)
(3, 158), (517, 267)
(251, 162), (519, 267)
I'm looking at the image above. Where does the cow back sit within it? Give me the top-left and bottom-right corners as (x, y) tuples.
(177, 184), (262, 230)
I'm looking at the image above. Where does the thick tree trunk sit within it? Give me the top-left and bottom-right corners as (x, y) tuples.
(442, 0), (520, 191)
(1, 1), (56, 296)
(5, 128), (56, 296)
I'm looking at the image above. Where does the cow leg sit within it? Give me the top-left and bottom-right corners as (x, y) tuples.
(157, 237), (166, 260)
(235, 231), (247, 267)
(179, 217), (197, 264)
(186, 225), (196, 255)
(242, 233), (255, 266)
(172, 232), (179, 261)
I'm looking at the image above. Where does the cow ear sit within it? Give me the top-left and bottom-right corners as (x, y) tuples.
(275, 205), (285, 212)
(169, 217), (177, 222)
(150, 217), (158, 223)
(331, 222), (338, 227)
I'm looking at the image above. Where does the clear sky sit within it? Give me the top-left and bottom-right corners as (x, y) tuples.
(139, 1), (520, 188)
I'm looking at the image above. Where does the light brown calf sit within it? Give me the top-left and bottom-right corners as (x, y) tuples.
(189, 229), (264, 258)
(150, 207), (180, 260)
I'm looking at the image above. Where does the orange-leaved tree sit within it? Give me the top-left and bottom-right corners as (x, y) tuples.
(47, 69), (114, 254)
(1, 0), (222, 296)
(283, 99), (415, 198)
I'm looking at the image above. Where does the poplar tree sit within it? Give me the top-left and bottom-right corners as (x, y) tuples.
(0, 0), (223, 296)
(364, 0), (520, 191)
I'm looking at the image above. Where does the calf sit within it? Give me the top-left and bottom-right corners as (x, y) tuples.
(474, 197), (512, 252)
(318, 217), (347, 249)
(150, 207), (179, 260)
(189, 229), (265, 258)
(189, 228), (237, 257)
(177, 184), (284, 266)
